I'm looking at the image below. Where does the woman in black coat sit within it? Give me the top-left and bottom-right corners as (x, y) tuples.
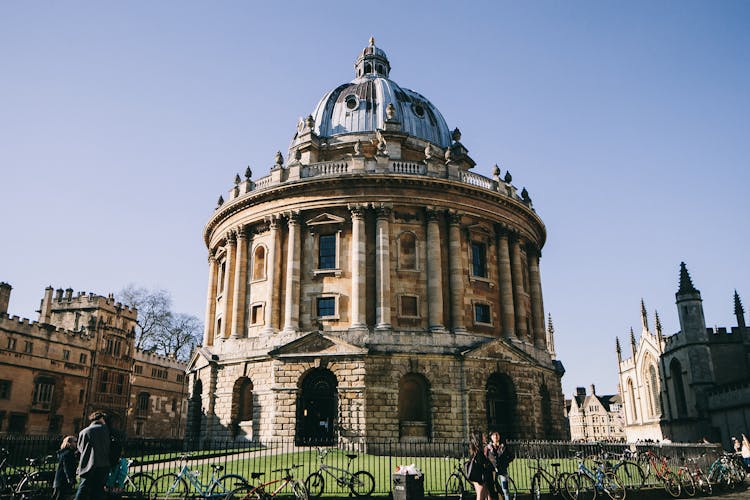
(53, 435), (78, 500)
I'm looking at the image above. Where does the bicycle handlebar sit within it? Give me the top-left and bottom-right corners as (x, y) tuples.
(271, 464), (303, 474)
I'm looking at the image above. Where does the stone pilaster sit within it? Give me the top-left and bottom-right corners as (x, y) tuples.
(497, 232), (515, 338)
(230, 227), (248, 338)
(375, 205), (392, 330)
(350, 204), (367, 329)
(203, 251), (218, 347)
(528, 246), (546, 349)
(283, 213), (301, 333)
(262, 218), (279, 334)
(448, 212), (465, 333)
(426, 208), (445, 332)
(221, 230), (237, 339)
(510, 236), (529, 340)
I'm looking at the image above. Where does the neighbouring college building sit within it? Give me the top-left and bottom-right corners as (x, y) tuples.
(187, 39), (567, 446)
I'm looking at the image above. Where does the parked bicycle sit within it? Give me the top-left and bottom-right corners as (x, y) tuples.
(528, 456), (570, 499)
(148, 454), (247, 499)
(304, 447), (374, 497)
(112, 458), (154, 498)
(12, 455), (56, 500)
(642, 449), (680, 498)
(682, 455), (712, 496)
(0, 448), (23, 496)
(444, 457), (517, 500)
(674, 457), (697, 497)
(565, 452), (625, 500)
(583, 445), (645, 491)
(223, 465), (308, 500)
(707, 451), (745, 490)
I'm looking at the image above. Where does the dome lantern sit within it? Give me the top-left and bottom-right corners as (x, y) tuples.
(354, 37), (391, 79)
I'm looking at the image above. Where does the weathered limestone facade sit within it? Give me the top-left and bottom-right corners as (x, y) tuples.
(566, 385), (625, 442)
(187, 40), (567, 446)
(0, 282), (188, 437)
(617, 263), (750, 446)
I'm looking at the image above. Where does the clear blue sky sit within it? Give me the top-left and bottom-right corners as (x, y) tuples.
(1, 1), (748, 398)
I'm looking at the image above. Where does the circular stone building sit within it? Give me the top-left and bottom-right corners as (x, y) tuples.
(187, 39), (567, 446)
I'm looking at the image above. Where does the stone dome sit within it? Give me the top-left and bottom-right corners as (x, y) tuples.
(293, 38), (452, 149)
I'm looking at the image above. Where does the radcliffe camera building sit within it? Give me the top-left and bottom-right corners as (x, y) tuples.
(187, 40), (567, 445)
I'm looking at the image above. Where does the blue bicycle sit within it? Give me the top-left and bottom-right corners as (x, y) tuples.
(565, 452), (625, 500)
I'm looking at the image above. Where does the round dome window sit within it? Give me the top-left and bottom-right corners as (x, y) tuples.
(345, 95), (359, 110)
(412, 103), (425, 118)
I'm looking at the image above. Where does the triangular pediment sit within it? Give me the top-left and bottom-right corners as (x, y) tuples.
(461, 337), (539, 364)
(186, 347), (217, 371)
(269, 331), (367, 358)
(306, 213), (346, 227)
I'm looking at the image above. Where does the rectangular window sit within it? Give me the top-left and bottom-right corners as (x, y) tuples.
(318, 234), (336, 269)
(80, 353), (87, 364)
(134, 364), (143, 375)
(33, 380), (54, 405)
(0, 380), (11, 399)
(317, 297), (336, 317)
(251, 304), (263, 324)
(24, 341), (33, 354)
(7, 338), (16, 350)
(400, 296), (418, 317)
(176, 374), (185, 383)
(62, 350), (70, 361)
(474, 303), (491, 324)
(471, 242), (487, 277)
(78, 389), (85, 404)
(115, 373), (125, 394)
(98, 371), (109, 393)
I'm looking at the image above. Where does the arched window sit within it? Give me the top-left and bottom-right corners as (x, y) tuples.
(399, 232), (417, 270)
(187, 378), (203, 447)
(627, 378), (638, 422)
(252, 246), (266, 281)
(232, 377), (254, 422)
(670, 358), (688, 418)
(648, 364), (661, 417)
(486, 373), (516, 438)
(539, 384), (553, 438)
(364, 63), (372, 74)
(136, 392), (150, 418)
(398, 373), (431, 441)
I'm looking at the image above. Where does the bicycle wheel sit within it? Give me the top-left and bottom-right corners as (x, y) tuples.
(148, 472), (189, 499)
(211, 474), (249, 497)
(601, 472), (625, 500)
(556, 472), (572, 500)
(661, 471), (681, 498)
(504, 475), (518, 500)
(678, 471), (696, 497)
(530, 473), (544, 500)
(445, 472), (464, 499)
(224, 484), (255, 500)
(14, 471), (53, 500)
(124, 472), (154, 498)
(305, 471), (325, 498)
(348, 470), (375, 497)
(292, 479), (309, 500)
(694, 472), (712, 496)
(565, 473), (596, 500)
(612, 461), (645, 490)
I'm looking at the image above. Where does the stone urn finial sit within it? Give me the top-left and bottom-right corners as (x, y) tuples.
(493, 164), (500, 177)
(424, 143), (434, 160)
(444, 147), (453, 161)
(245, 166), (252, 180)
(451, 127), (462, 142)
(274, 151), (284, 167)
(234, 174), (241, 185)
(504, 171), (512, 183)
(386, 103), (396, 120)
(521, 187), (531, 202)
(305, 114), (315, 130)
(217, 195), (224, 207)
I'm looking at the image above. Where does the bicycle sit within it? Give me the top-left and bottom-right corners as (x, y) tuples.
(565, 452), (625, 500)
(12, 455), (56, 500)
(674, 457), (696, 497)
(707, 451), (745, 490)
(108, 458), (154, 498)
(304, 447), (375, 497)
(148, 454), (247, 499)
(223, 465), (308, 500)
(0, 448), (23, 496)
(683, 455), (711, 496)
(642, 449), (680, 498)
(604, 450), (645, 492)
(527, 457), (570, 499)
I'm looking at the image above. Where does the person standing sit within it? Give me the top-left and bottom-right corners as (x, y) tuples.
(741, 434), (750, 470)
(485, 431), (511, 500)
(466, 433), (493, 500)
(74, 411), (111, 500)
(52, 435), (78, 500)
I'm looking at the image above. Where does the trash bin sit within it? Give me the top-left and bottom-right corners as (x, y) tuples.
(393, 473), (424, 500)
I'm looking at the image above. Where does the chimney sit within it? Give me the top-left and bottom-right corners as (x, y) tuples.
(64, 288), (73, 300)
(0, 282), (11, 315)
(39, 286), (53, 324)
(590, 384), (596, 396)
(576, 387), (586, 397)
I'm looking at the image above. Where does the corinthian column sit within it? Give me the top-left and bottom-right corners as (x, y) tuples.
(497, 232), (515, 338)
(375, 206), (392, 330)
(426, 209), (445, 332)
(262, 217), (279, 334)
(283, 213), (301, 333)
(448, 212), (465, 333)
(203, 251), (218, 346)
(510, 236), (529, 341)
(230, 227), (248, 338)
(221, 230), (237, 339)
(350, 204), (367, 329)
(528, 246), (547, 349)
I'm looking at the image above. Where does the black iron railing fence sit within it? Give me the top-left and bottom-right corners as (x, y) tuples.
(0, 434), (724, 496)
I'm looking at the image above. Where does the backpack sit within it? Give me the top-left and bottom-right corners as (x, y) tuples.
(464, 455), (484, 483)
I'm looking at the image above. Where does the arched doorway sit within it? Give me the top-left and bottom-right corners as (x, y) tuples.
(486, 373), (516, 438)
(187, 379), (203, 448)
(295, 368), (337, 445)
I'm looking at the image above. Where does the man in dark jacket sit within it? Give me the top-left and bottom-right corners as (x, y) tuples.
(74, 411), (111, 500)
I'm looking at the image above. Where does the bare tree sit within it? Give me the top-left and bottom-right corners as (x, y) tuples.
(118, 285), (202, 361)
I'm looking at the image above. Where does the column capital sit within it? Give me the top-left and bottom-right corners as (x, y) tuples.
(447, 210), (462, 225)
(225, 229), (237, 244)
(373, 203), (392, 219)
(264, 214), (281, 230)
(207, 249), (218, 264)
(236, 225), (249, 241)
(425, 207), (443, 222)
(348, 203), (367, 218)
